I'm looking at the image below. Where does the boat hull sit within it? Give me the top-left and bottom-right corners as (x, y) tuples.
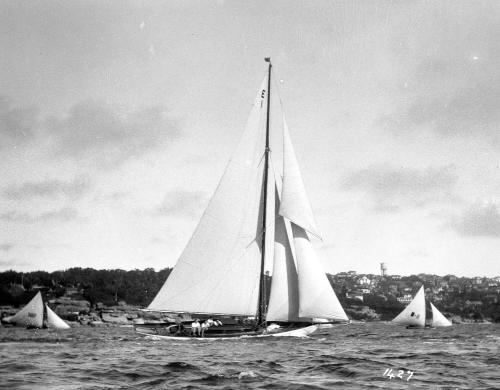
(405, 325), (430, 329)
(135, 324), (319, 340)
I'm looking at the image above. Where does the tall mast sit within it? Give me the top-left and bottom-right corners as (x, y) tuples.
(257, 57), (272, 325)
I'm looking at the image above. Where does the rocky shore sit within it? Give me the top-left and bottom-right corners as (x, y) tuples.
(1, 297), (147, 327)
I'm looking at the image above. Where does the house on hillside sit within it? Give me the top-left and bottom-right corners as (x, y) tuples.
(357, 276), (371, 286)
(397, 294), (413, 304)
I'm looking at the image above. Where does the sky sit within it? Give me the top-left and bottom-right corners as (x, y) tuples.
(1, 1), (499, 277)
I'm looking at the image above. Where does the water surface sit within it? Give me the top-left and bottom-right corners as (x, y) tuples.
(1, 323), (498, 389)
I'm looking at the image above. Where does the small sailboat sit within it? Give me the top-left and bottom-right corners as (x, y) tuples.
(136, 58), (348, 339)
(392, 286), (452, 328)
(1, 291), (70, 329)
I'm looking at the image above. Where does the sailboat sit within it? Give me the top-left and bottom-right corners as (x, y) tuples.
(392, 286), (452, 328)
(135, 58), (348, 339)
(1, 291), (70, 330)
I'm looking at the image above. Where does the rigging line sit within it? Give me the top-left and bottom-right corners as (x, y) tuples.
(271, 67), (288, 124)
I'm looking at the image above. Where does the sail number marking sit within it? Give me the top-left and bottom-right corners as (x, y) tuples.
(383, 368), (414, 381)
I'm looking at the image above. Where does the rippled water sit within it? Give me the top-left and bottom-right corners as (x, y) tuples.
(1, 323), (499, 389)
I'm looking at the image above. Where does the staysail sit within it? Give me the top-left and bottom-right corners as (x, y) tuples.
(291, 223), (348, 321)
(430, 302), (452, 327)
(7, 291), (44, 328)
(148, 77), (269, 316)
(46, 304), (71, 329)
(392, 286), (426, 327)
(279, 118), (321, 239)
(266, 190), (300, 322)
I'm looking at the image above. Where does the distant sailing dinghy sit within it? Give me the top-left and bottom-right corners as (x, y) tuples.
(392, 286), (452, 328)
(136, 59), (348, 339)
(2, 291), (70, 329)
(392, 286), (426, 328)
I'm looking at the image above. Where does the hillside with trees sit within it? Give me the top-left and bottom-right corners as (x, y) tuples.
(0, 267), (171, 307)
(1, 268), (499, 322)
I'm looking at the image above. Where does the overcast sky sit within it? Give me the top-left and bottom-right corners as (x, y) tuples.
(1, 1), (499, 277)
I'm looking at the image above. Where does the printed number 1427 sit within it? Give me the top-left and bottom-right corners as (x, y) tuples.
(383, 368), (414, 381)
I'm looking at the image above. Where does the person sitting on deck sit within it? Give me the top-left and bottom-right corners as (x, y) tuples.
(206, 317), (215, 327)
(191, 319), (200, 336)
(200, 320), (210, 337)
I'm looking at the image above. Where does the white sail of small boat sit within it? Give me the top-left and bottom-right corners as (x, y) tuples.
(46, 303), (71, 329)
(140, 59), (347, 338)
(392, 286), (426, 328)
(430, 302), (452, 327)
(2, 291), (71, 329)
(4, 291), (44, 328)
(392, 286), (453, 328)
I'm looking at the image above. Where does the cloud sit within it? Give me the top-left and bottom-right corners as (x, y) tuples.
(0, 258), (31, 269)
(450, 202), (500, 237)
(341, 165), (458, 213)
(380, 81), (500, 142)
(0, 206), (78, 223)
(0, 97), (180, 165)
(0, 96), (39, 148)
(154, 190), (208, 218)
(0, 244), (14, 252)
(45, 100), (180, 165)
(380, 9), (500, 144)
(92, 190), (130, 205)
(3, 176), (90, 200)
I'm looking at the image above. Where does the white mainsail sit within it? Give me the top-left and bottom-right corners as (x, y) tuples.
(430, 302), (452, 327)
(148, 77), (269, 316)
(392, 286), (426, 327)
(7, 291), (44, 328)
(46, 304), (71, 329)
